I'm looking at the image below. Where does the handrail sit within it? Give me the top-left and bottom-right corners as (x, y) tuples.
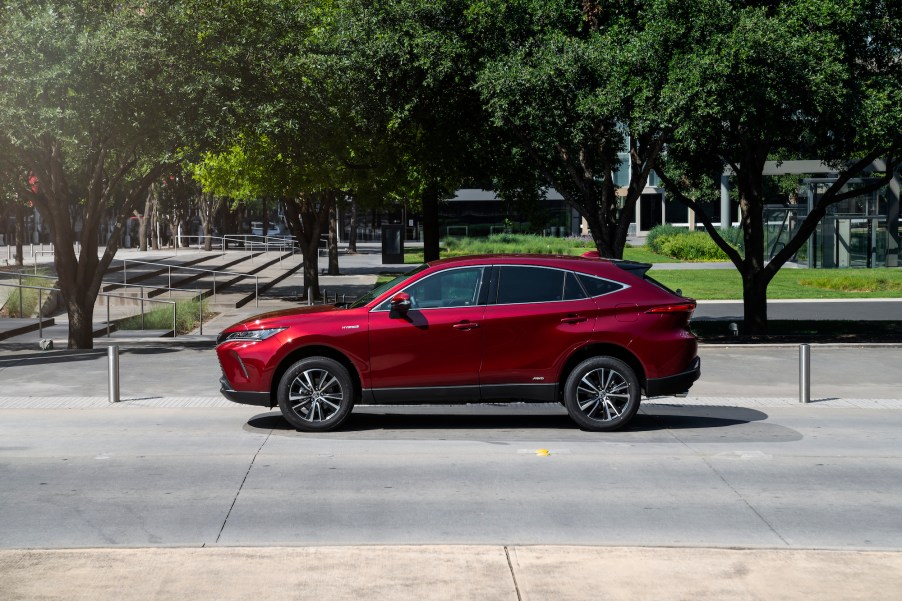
(0, 281), (178, 339)
(120, 258), (259, 307)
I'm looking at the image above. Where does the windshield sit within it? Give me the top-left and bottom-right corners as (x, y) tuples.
(348, 263), (428, 309)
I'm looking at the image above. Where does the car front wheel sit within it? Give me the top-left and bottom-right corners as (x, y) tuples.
(277, 357), (354, 432)
(563, 357), (640, 431)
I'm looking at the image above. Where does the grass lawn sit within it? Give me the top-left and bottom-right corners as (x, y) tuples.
(403, 234), (680, 264)
(379, 266), (902, 299)
(390, 235), (901, 300)
(651, 267), (902, 300)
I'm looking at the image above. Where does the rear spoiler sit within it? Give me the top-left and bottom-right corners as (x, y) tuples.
(580, 250), (653, 278)
(612, 260), (653, 278)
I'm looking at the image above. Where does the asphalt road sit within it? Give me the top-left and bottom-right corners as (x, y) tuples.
(2, 344), (901, 599)
(694, 298), (902, 321)
(1, 402), (900, 550)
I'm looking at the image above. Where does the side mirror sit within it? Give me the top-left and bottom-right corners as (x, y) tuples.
(389, 292), (412, 318)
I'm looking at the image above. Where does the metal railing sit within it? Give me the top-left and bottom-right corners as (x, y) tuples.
(119, 258), (260, 307)
(0, 281), (178, 339)
(221, 234), (298, 264)
(105, 282), (206, 335)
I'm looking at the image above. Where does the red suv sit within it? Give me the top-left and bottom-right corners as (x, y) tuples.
(216, 255), (699, 432)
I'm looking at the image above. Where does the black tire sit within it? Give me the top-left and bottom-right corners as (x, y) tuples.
(563, 356), (640, 431)
(277, 357), (354, 432)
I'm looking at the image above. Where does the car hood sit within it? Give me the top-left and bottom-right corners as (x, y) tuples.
(228, 305), (343, 331)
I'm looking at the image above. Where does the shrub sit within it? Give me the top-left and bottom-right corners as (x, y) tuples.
(646, 225), (742, 262)
(0, 271), (55, 317)
(440, 234), (593, 256)
(117, 297), (211, 335)
(714, 227), (744, 253)
(645, 224), (686, 254)
(659, 231), (730, 261)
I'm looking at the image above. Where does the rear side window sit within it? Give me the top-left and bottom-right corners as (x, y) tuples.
(576, 273), (625, 297)
(496, 266), (566, 304)
(563, 272), (587, 300)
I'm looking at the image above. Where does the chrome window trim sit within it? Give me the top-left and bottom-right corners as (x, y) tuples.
(369, 265), (488, 313)
(491, 265), (630, 306)
(574, 271), (631, 299)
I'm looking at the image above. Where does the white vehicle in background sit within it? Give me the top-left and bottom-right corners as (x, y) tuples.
(250, 221), (283, 237)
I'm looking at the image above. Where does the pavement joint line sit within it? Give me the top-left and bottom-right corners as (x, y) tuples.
(504, 546), (523, 601)
(216, 430), (271, 544)
(1, 396), (902, 409)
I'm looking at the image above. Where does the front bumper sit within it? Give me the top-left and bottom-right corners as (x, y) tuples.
(645, 356), (701, 397)
(219, 376), (272, 407)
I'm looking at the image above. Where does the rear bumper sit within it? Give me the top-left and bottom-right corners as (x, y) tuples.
(645, 356), (701, 397)
(219, 376), (271, 407)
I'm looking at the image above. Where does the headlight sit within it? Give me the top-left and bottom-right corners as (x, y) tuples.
(222, 327), (287, 342)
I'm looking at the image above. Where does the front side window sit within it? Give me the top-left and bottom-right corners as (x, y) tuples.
(351, 263), (428, 308)
(379, 266), (485, 310)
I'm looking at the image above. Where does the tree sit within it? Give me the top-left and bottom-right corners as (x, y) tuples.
(191, 139), (335, 299)
(337, 0), (498, 262)
(657, 0), (902, 334)
(472, 0), (708, 258)
(0, 1), (228, 347)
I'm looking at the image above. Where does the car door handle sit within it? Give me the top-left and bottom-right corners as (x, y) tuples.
(453, 321), (480, 331)
(560, 314), (587, 324)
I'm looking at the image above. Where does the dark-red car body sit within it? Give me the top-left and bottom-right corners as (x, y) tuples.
(216, 255), (700, 431)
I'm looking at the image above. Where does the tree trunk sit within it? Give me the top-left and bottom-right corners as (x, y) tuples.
(742, 269), (769, 335)
(302, 238), (321, 300)
(66, 294), (96, 349)
(14, 202), (24, 266)
(328, 200), (339, 275)
(348, 200), (358, 253)
(136, 190), (153, 252)
(150, 187), (160, 250)
(422, 185), (440, 262)
(203, 220), (213, 251)
(283, 193), (331, 301)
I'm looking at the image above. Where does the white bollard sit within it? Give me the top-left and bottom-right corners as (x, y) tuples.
(799, 344), (810, 404)
(108, 345), (120, 403)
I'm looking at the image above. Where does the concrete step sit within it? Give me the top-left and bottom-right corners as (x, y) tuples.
(0, 317), (56, 341)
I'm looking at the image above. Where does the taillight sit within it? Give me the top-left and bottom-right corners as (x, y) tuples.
(646, 302), (696, 314)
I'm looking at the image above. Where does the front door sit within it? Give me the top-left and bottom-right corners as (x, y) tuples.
(368, 266), (487, 401)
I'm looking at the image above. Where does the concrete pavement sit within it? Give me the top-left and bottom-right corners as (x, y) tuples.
(0, 243), (902, 601)
(2, 546), (901, 601)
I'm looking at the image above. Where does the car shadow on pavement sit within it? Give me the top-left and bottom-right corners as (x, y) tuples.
(245, 404), (803, 443)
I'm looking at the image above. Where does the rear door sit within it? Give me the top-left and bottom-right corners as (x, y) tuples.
(479, 265), (597, 399)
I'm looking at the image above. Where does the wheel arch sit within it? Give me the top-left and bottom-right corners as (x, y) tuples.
(270, 345), (363, 405)
(559, 343), (648, 398)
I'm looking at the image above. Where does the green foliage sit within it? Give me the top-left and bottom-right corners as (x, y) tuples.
(0, 273), (53, 317)
(117, 297), (211, 336)
(441, 234), (594, 256)
(652, 268), (902, 300)
(645, 225), (687, 255)
(714, 227), (744, 253)
(646, 225), (740, 262)
(798, 275), (902, 294)
(657, 232), (731, 262)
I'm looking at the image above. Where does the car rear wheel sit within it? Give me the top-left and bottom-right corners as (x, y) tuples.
(277, 357), (354, 432)
(563, 357), (640, 431)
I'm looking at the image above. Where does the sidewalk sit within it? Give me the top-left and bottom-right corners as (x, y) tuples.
(1, 545), (900, 601)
